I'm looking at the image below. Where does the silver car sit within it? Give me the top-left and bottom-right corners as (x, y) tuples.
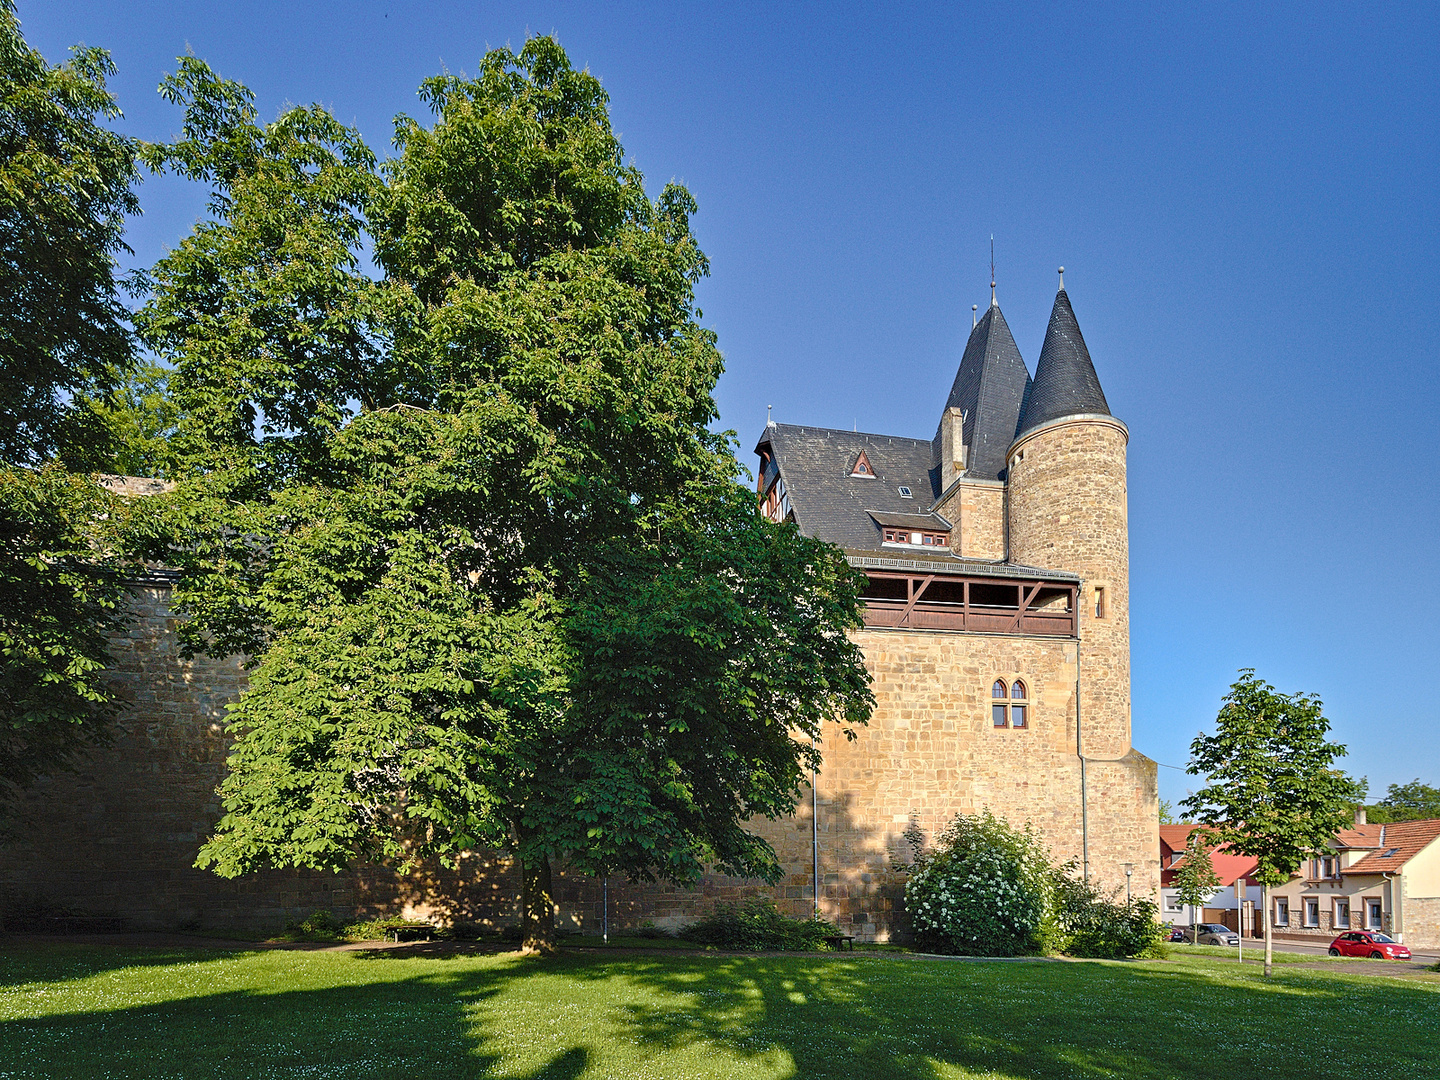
(1191, 922), (1240, 946)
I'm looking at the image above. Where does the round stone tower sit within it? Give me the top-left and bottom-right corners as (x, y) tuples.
(1006, 284), (1131, 760)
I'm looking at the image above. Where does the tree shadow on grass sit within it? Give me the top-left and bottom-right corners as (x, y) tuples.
(548, 951), (1440, 1079)
(4, 944), (1439, 1079)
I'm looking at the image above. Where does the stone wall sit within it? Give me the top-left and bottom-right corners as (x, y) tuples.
(938, 481), (1005, 560)
(0, 586), (357, 932)
(1401, 895), (1440, 950)
(1, 584), (1159, 940)
(1008, 416), (1130, 760)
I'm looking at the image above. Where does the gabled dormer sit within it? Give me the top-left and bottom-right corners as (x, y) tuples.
(849, 450), (876, 478)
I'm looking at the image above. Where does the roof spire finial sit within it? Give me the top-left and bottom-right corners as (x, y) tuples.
(990, 235), (997, 307)
(972, 303), (978, 327)
(767, 403), (773, 429)
(1058, 266), (1065, 291)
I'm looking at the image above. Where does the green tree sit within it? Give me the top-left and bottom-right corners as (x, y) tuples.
(1369, 779), (1440, 824)
(139, 40), (873, 953)
(0, 3), (141, 820)
(1158, 798), (1174, 824)
(1182, 670), (1361, 975)
(1170, 829), (1222, 941)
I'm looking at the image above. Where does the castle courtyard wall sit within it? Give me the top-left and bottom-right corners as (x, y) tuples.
(0, 591), (1158, 941)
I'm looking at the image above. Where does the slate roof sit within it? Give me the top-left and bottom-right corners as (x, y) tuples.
(1342, 819), (1440, 875)
(845, 552), (1080, 582)
(756, 424), (945, 551)
(931, 304), (1031, 482)
(1015, 289), (1111, 437)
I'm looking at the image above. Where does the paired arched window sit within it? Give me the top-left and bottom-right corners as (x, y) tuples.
(991, 679), (1029, 729)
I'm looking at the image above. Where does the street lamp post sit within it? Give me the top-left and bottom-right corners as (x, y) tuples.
(1123, 863), (1133, 905)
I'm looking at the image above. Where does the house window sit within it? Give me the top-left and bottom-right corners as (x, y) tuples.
(850, 451), (875, 478)
(1274, 898), (1289, 926)
(1304, 899), (1319, 927)
(1366, 899), (1382, 930)
(897, 486), (913, 498)
(992, 679), (1029, 728)
(1093, 585), (1106, 619)
(1321, 856), (1335, 878)
(1334, 900), (1349, 929)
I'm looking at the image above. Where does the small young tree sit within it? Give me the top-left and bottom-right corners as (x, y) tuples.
(1171, 830), (1222, 941)
(1182, 670), (1362, 975)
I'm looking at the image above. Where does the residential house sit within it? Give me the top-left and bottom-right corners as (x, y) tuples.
(1267, 812), (1440, 949)
(1159, 824), (1260, 930)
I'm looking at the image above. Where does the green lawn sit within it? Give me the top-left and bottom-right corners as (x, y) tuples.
(1, 942), (1437, 1079)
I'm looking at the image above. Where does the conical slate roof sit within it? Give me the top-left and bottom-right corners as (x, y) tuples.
(1015, 289), (1110, 437)
(933, 303), (1032, 482)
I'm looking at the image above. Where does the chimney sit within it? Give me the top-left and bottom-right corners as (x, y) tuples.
(1354, 806), (1367, 827)
(939, 407), (967, 491)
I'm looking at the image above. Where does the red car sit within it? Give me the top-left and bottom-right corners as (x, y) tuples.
(1328, 931), (1412, 960)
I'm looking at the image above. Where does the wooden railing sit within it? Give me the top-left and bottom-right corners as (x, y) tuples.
(860, 573), (1077, 637)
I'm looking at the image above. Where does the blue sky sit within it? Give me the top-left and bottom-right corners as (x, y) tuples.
(28, 2), (1440, 805)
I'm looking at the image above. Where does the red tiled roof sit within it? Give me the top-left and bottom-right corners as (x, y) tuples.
(1156, 824), (1258, 887)
(1334, 824), (1383, 850)
(1342, 819), (1440, 875)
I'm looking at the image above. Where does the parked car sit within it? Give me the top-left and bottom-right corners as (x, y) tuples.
(1167, 927), (1188, 942)
(1192, 923), (1240, 946)
(1328, 931), (1412, 960)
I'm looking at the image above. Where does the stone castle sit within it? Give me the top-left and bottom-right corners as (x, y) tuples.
(0, 280), (1159, 941)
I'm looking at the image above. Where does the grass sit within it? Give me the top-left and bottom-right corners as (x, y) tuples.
(1, 942), (1437, 1079)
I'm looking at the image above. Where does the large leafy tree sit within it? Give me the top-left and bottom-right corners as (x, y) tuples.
(1182, 670), (1361, 975)
(1368, 779), (1440, 824)
(0, 3), (141, 817)
(140, 39), (873, 952)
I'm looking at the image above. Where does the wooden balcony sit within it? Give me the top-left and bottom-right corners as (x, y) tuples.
(859, 571), (1077, 637)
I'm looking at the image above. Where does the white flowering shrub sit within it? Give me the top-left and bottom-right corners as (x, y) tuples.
(901, 809), (1054, 956)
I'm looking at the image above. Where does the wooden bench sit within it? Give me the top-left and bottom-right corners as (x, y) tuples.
(823, 934), (856, 952)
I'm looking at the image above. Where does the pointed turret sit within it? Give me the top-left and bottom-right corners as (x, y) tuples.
(1014, 288), (1110, 437)
(933, 303), (1032, 484)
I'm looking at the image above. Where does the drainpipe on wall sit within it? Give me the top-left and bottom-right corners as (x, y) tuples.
(1077, 637), (1089, 882)
(812, 735), (820, 918)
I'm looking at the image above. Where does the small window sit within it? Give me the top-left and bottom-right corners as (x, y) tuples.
(992, 678), (1028, 729)
(992, 680), (1007, 698)
(1367, 900), (1382, 929)
(1334, 900), (1349, 929)
(1304, 899), (1319, 927)
(1011, 681), (1026, 699)
(850, 451), (875, 477)
(1093, 585), (1107, 619)
(1321, 856), (1335, 878)
(897, 486), (913, 498)
(992, 703), (1007, 727)
(1274, 898), (1289, 926)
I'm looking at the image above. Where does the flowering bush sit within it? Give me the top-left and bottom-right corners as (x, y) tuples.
(679, 897), (840, 950)
(902, 810), (1053, 956)
(901, 811), (1167, 959)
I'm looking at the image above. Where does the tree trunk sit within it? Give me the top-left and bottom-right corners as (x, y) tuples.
(1263, 883), (1273, 977)
(520, 850), (557, 955)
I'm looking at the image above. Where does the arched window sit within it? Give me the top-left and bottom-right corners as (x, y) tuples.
(992, 678), (1029, 729)
(1010, 681), (1028, 728)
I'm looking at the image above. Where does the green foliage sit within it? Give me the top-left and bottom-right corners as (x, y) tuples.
(0, 466), (139, 815)
(1367, 780), (1440, 824)
(76, 362), (179, 478)
(677, 898), (839, 951)
(134, 38), (872, 951)
(0, 5), (143, 816)
(1171, 830), (1223, 916)
(1049, 870), (1168, 959)
(1158, 798), (1174, 824)
(903, 809), (1054, 956)
(0, 1), (140, 470)
(1182, 670), (1362, 888)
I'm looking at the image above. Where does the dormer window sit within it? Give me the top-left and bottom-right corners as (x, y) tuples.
(897, 486), (913, 498)
(882, 529), (950, 547)
(850, 451), (876, 478)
